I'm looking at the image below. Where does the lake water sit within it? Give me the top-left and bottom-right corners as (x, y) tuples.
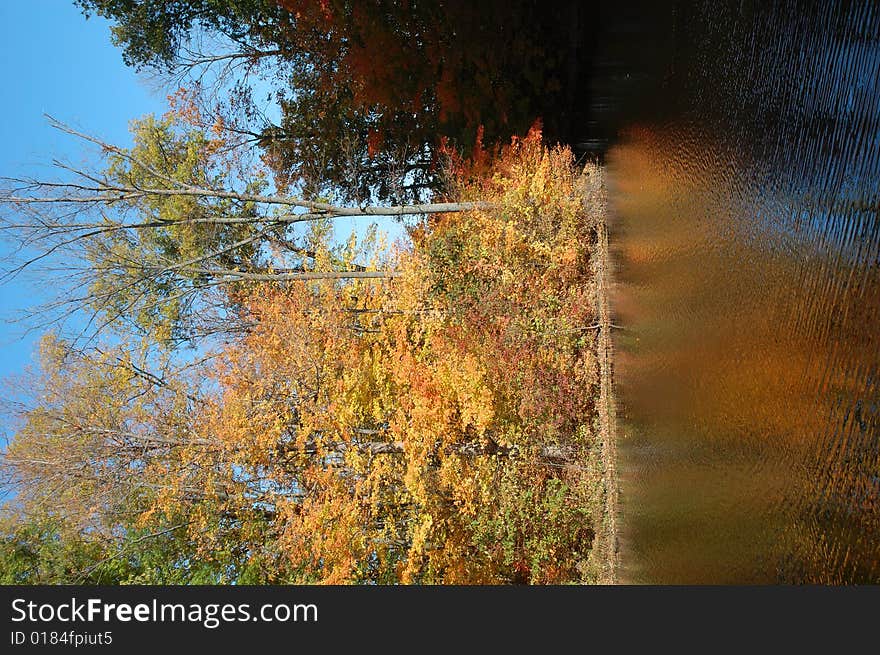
(583, 1), (879, 583)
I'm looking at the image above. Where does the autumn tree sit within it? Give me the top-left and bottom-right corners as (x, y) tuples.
(0, 0), (607, 586)
(74, 0), (590, 203)
(3, 129), (607, 583)
(195, 130), (607, 583)
(0, 332), (237, 583)
(382, 129), (606, 582)
(0, 108), (490, 344)
(0, 319), (318, 583)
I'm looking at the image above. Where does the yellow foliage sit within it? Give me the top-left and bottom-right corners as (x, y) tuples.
(5, 130), (605, 585)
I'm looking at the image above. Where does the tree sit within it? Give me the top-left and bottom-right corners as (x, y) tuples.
(187, 130), (606, 583)
(0, 514), (115, 584)
(0, 512), (225, 584)
(2, 124), (607, 584)
(75, 0), (289, 71)
(0, 112), (490, 343)
(75, 1), (589, 203)
(0, 328), (289, 583)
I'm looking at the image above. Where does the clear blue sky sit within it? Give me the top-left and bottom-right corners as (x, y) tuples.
(0, 2), (167, 381)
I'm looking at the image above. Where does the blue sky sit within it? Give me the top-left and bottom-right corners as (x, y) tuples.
(0, 2), (167, 382)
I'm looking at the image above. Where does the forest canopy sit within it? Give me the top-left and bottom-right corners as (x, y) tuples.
(0, 1), (609, 585)
(76, 0), (591, 203)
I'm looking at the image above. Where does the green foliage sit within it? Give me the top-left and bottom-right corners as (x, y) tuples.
(86, 112), (264, 342)
(0, 513), (248, 584)
(75, 0), (283, 70)
(0, 516), (109, 584)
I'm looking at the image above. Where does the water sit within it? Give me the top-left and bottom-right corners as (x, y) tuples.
(590, 1), (879, 583)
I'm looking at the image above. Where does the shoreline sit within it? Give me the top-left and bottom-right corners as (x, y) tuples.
(588, 165), (620, 583)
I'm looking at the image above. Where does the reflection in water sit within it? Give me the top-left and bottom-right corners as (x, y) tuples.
(607, 1), (879, 582)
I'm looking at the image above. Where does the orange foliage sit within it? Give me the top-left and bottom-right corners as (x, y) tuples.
(6, 130), (605, 583)
(178, 129), (605, 583)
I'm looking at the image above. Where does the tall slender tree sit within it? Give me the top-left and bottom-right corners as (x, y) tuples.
(0, 111), (490, 343)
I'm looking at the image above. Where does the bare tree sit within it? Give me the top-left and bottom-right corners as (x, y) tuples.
(0, 117), (491, 343)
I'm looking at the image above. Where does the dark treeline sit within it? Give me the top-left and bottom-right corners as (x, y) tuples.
(77, 0), (601, 202)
